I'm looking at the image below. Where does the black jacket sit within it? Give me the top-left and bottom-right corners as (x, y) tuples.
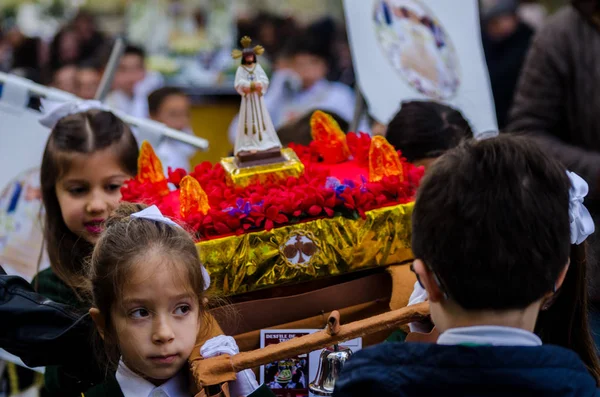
(0, 267), (92, 367)
(482, 22), (534, 129)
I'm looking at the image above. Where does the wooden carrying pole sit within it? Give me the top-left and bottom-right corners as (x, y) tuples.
(192, 302), (430, 388)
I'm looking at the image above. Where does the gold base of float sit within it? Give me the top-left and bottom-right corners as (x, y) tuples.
(220, 148), (305, 187)
(196, 202), (414, 295)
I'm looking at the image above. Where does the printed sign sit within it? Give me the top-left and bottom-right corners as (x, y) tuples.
(260, 329), (362, 397)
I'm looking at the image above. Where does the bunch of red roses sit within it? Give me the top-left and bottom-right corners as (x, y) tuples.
(121, 133), (424, 240)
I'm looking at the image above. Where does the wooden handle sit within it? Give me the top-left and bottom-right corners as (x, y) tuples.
(192, 302), (430, 387)
(327, 310), (341, 335)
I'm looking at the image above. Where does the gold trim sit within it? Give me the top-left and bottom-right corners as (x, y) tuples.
(220, 148), (304, 187)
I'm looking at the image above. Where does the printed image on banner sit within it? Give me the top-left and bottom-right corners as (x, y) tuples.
(0, 167), (47, 280)
(373, 0), (460, 99)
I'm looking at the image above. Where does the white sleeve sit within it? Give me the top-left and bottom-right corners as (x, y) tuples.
(408, 281), (431, 333)
(255, 64), (270, 93)
(408, 280), (428, 306)
(234, 67), (249, 95)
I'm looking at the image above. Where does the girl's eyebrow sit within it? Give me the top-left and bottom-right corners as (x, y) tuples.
(169, 293), (195, 302)
(121, 294), (194, 307)
(60, 178), (89, 185)
(105, 173), (129, 179)
(61, 174), (128, 184)
(121, 298), (148, 307)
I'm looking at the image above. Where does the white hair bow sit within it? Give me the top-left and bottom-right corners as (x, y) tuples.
(39, 99), (111, 129)
(131, 205), (211, 290)
(567, 171), (595, 245)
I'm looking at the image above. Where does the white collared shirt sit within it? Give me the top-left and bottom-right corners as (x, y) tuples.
(437, 326), (542, 347)
(115, 360), (189, 397)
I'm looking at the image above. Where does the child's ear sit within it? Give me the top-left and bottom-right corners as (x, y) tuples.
(413, 259), (445, 303)
(89, 308), (106, 340)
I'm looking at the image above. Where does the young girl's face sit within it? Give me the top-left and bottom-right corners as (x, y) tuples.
(55, 148), (130, 244)
(112, 253), (200, 384)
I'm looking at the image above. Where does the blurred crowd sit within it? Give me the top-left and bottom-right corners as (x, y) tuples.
(0, 0), (550, 139)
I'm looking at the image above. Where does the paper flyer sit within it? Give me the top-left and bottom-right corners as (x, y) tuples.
(260, 329), (362, 397)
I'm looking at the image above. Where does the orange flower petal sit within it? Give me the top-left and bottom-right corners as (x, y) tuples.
(369, 136), (404, 182)
(310, 110), (350, 163)
(180, 175), (210, 218)
(137, 141), (166, 183)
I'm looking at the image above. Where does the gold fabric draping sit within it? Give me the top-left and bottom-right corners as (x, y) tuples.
(197, 202), (414, 295)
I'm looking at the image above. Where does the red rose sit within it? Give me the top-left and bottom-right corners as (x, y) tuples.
(167, 168), (187, 187)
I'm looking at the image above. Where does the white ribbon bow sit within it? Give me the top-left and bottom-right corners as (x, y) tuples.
(131, 205), (211, 290)
(39, 99), (111, 129)
(567, 171), (595, 245)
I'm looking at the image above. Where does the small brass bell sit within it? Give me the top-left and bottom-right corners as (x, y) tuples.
(309, 345), (353, 395)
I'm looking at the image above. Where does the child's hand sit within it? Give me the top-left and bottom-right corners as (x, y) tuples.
(200, 336), (259, 397)
(200, 335), (239, 357)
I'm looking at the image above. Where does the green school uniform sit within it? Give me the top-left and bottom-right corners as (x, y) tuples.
(386, 329), (408, 343)
(83, 376), (277, 397)
(32, 268), (85, 309)
(32, 268), (102, 396)
(83, 375), (124, 397)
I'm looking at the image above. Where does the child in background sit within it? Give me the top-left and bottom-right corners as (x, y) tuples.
(76, 60), (102, 100)
(385, 100), (473, 168)
(334, 135), (600, 396)
(32, 104), (139, 396)
(86, 203), (275, 397)
(49, 64), (78, 94)
(148, 87), (197, 172)
(107, 45), (163, 118)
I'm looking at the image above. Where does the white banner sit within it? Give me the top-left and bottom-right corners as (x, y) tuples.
(0, 95), (48, 280)
(344, 0), (497, 135)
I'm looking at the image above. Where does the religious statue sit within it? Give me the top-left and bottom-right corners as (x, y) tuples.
(231, 36), (283, 165)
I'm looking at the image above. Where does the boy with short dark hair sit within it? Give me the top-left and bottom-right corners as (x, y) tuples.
(114, 45), (146, 98)
(147, 86), (196, 172)
(75, 60), (101, 100)
(148, 86), (191, 131)
(334, 135), (600, 396)
(107, 44), (163, 118)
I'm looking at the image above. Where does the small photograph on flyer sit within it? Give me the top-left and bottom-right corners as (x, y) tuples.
(260, 330), (312, 397)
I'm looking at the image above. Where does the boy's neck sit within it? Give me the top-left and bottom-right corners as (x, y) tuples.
(435, 299), (542, 334)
